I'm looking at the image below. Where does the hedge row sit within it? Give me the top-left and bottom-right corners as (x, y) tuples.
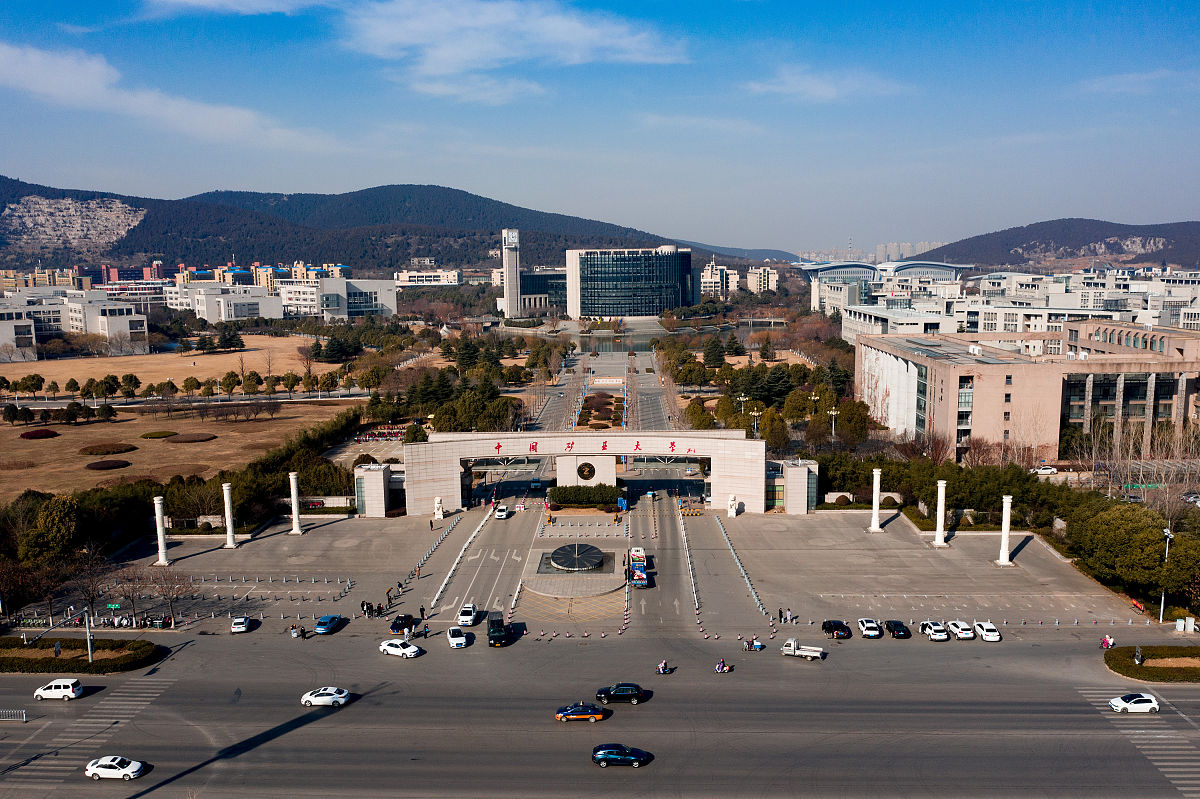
(1105, 645), (1200, 682)
(0, 636), (164, 674)
(141, 431), (178, 439)
(547, 484), (623, 507)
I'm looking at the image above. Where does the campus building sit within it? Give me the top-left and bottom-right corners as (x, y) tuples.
(804, 260), (971, 314)
(855, 321), (1200, 462)
(700, 260), (737, 300)
(0, 289), (148, 356)
(745, 266), (779, 294)
(394, 269), (462, 287)
(566, 245), (698, 319)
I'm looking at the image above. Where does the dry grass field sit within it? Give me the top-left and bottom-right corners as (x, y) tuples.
(0, 335), (341, 387)
(0, 399), (361, 503)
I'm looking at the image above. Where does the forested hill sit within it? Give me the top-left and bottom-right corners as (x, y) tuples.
(921, 218), (1200, 267)
(0, 175), (753, 271)
(185, 185), (660, 240)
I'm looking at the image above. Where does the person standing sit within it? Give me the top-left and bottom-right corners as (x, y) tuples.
(778, 608), (783, 623)
(429, 519), (434, 532)
(420, 605), (426, 621)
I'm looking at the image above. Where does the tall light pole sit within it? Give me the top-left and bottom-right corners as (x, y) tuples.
(736, 394), (749, 415)
(749, 408), (763, 437)
(1160, 527), (1174, 624)
(828, 409), (840, 440)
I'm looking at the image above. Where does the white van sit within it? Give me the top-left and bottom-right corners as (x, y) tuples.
(35, 678), (83, 701)
(494, 505), (509, 519)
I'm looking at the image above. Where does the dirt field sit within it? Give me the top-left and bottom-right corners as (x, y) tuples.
(0, 399), (360, 502)
(0, 335), (341, 387)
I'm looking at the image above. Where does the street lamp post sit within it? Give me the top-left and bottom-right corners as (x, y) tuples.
(828, 409), (840, 440)
(1160, 527), (1175, 624)
(749, 408), (763, 437)
(736, 394), (749, 415)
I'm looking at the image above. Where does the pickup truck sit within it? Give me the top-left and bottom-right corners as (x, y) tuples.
(780, 638), (825, 661)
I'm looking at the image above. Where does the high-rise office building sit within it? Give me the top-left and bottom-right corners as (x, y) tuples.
(566, 245), (696, 319)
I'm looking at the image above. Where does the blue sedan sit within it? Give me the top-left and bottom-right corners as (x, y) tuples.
(313, 615), (342, 635)
(592, 743), (651, 768)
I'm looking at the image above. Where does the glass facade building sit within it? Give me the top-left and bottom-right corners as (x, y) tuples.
(566, 246), (695, 318)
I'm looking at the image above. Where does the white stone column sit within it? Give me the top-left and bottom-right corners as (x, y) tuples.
(153, 496), (170, 566)
(868, 468), (883, 532)
(222, 482), (237, 549)
(933, 479), (948, 547)
(289, 471), (302, 535)
(997, 494), (1013, 566)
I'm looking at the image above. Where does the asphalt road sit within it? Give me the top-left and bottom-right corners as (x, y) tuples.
(2, 628), (1192, 798)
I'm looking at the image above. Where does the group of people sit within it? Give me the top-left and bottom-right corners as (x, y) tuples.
(1100, 634), (1116, 649)
(362, 601), (386, 618)
(777, 608), (796, 625)
(352, 424), (409, 443)
(290, 624), (306, 639)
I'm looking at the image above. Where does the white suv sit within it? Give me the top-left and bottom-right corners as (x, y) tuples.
(945, 620), (975, 640)
(458, 603), (478, 626)
(494, 505), (509, 519)
(919, 620), (950, 641)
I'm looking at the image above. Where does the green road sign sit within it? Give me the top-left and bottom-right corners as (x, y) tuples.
(106, 603), (121, 609)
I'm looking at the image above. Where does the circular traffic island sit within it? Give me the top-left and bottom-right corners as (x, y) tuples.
(550, 543), (604, 572)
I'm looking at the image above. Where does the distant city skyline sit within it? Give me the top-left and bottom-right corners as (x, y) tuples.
(0, 1), (1197, 252)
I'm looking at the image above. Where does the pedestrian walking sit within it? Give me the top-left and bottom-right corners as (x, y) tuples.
(420, 605), (426, 621)
(397, 580), (403, 593)
(429, 519), (434, 532)
(415, 565), (420, 579)
(403, 628), (410, 642)
(786, 608), (793, 624)
(423, 623), (430, 639)
(386, 588), (392, 605)
(778, 608), (783, 623)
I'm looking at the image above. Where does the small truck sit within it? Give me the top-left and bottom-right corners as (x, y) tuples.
(780, 638), (825, 661)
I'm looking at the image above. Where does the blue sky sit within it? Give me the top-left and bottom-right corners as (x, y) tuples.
(0, 1), (1197, 253)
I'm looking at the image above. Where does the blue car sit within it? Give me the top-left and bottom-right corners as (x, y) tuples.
(592, 743), (651, 768)
(313, 615), (342, 635)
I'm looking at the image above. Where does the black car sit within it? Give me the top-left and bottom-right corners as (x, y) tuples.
(592, 743), (651, 768)
(884, 620), (912, 639)
(389, 614), (416, 634)
(595, 683), (645, 705)
(821, 620), (852, 639)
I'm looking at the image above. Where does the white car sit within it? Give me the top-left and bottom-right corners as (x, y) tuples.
(1030, 465), (1058, 475)
(379, 639), (422, 658)
(35, 678), (82, 701)
(300, 686), (349, 707)
(919, 620), (950, 641)
(1109, 693), (1160, 713)
(230, 616), (250, 634)
(494, 505), (509, 519)
(447, 626), (466, 648)
(458, 603), (478, 626)
(946, 620), (975, 640)
(857, 618), (883, 639)
(974, 621), (1002, 642)
(84, 755), (144, 781)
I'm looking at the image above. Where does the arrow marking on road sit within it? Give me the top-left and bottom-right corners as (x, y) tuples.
(673, 598), (680, 615)
(640, 597), (647, 615)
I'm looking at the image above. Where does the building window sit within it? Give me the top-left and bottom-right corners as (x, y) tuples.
(1003, 411), (1011, 422)
(1003, 430), (1010, 440)
(1004, 393), (1011, 403)
(1005, 375), (1012, 385)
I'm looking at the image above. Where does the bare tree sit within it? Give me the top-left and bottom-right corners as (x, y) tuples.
(114, 564), (148, 620)
(237, 354), (247, 386)
(150, 567), (190, 628)
(71, 551), (112, 617)
(263, 350), (274, 380)
(297, 346), (315, 378)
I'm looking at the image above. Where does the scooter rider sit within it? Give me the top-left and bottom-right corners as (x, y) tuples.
(657, 659), (668, 674)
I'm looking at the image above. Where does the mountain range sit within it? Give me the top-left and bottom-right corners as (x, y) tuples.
(2, 174), (1198, 272)
(920, 218), (1200, 268)
(0, 176), (759, 273)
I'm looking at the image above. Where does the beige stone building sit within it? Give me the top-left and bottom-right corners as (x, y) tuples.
(855, 320), (1200, 462)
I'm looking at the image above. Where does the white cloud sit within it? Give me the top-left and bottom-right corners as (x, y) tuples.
(403, 73), (546, 106)
(0, 41), (340, 152)
(638, 113), (762, 136)
(1080, 69), (1200, 95)
(745, 64), (909, 102)
(343, 0), (685, 100)
(145, 0), (323, 13)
